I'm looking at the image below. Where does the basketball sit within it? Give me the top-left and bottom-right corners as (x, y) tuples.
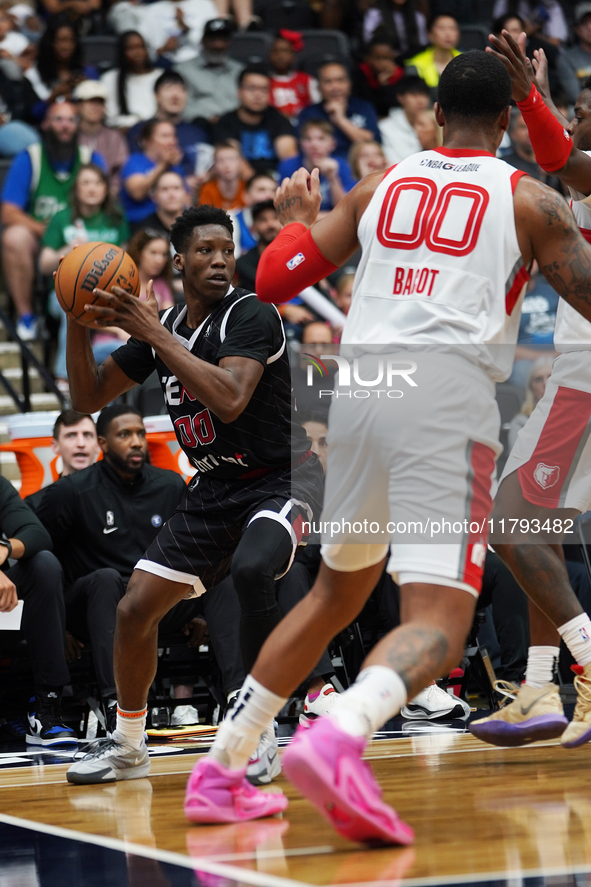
(54, 241), (140, 326)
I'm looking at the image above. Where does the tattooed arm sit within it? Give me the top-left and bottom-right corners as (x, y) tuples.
(515, 176), (591, 322)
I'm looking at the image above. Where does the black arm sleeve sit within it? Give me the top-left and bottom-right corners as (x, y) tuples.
(216, 299), (284, 366)
(0, 477), (52, 556)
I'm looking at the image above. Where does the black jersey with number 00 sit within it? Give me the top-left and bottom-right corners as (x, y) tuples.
(111, 287), (310, 479)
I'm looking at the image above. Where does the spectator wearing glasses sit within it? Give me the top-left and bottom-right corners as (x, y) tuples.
(214, 66), (297, 175)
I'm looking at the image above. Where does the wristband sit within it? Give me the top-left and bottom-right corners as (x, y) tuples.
(516, 83), (573, 173)
(0, 536), (13, 559)
(256, 225), (338, 304)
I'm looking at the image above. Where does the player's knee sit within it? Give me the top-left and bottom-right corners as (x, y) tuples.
(231, 548), (281, 614)
(117, 582), (153, 632)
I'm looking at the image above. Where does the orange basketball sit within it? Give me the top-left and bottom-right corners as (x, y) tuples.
(55, 241), (140, 326)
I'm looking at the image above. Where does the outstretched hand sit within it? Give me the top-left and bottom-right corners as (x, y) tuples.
(83, 281), (160, 341)
(274, 167), (322, 229)
(487, 29), (534, 103)
(532, 47), (551, 101)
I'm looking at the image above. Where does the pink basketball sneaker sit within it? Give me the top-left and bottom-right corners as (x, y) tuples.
(184, 757), (288, 824)
(282, 718), (414, 846)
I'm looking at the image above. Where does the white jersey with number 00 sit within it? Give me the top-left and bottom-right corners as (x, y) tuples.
(342, 148), (530, 381)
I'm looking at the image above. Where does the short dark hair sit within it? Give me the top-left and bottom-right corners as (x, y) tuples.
(581, 76), (591, 93)
(395, 75), (430, 98)
(96, 405), (142, 439)
(318, 60), (349, 79)
(251, 199), (276, 221)
(154, 70), (186, 92)
(238, 65), (269, 87)
(53, 409), (94, 439)
(170, 205), (234, 253)
(299, 409), (328, 428)
(437, 51), (511, 125)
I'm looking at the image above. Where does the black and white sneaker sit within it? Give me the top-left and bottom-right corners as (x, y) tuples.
(26, 694), (78, 748)
(67, 733), (150, 784)
(401, 683), (471, 720)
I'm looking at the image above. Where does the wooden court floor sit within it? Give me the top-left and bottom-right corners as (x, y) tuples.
(2, 730), (591, 887)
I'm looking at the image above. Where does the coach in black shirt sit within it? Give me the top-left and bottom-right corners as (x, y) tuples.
(34, 406), (186, 726)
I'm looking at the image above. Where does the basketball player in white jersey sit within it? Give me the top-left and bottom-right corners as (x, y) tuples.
(183, 52), (591, 844)
(468, 33), (591, 750)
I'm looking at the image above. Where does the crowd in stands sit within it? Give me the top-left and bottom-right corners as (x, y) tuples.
(2, 0), (591, 742)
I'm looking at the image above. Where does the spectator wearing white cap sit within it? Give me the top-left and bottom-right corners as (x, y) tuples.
(557, 3), (591, 104)
(75, 80), (129, 195)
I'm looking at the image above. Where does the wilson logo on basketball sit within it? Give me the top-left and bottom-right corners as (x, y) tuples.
(533, 462), (560, 490)
(80, 248), (119, 292)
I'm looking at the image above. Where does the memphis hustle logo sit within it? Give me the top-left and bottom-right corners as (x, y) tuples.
(303, 354), (418, 399)
(80, 247), (118, 293)
(533, 462), (560, 490)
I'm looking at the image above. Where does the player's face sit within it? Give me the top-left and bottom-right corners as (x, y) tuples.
(178, 224), (236, 302)
(52, 418), (98, 476)
(568, 91), (591, 152)
(302, 420), (328, 472)
(100, 414), (148, 476)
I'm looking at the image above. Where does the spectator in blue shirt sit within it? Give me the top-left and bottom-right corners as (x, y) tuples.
(278, 119), (356, 215)
(120, 118), (185, 223)
(298, 61), (381, 160)
(125, 70), (212, 181)
(0, 101), (105, 341)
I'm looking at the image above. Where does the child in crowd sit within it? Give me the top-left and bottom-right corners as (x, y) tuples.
(348, 140), (388, 179)
(268, 31), (319, 122)
(198, 141), (247, 211)
(278, 120), (355, 215)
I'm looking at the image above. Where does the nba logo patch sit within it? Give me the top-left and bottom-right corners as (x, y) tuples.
(151, 514), (162, 527)
(580, 627), (590, 642)
(106, 511), (115, 527)
(287, 252), (305, 270)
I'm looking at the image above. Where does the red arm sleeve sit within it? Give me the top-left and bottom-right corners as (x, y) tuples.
(255, 223), (339, 304)
(516, 83), (573, 173)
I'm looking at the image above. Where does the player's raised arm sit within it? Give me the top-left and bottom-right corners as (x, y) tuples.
(256, 167), (380, 304)
(488, 30), (591, 194)
(516, 176), (591, 320)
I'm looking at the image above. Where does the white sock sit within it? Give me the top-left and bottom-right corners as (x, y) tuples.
(524, 646), (560, 688)
(211, 675), (286, 771)
(115, 705), (147, 749)
(558, 613), (591, 667)
(329, 665), (407, 739)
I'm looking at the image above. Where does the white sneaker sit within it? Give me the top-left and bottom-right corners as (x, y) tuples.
(171, 704), (200, 726)
(246, 722), (281, 785)
(299, 683), (338, 725)
(401, 683), (471, 720)
(67, 732), (150, 785)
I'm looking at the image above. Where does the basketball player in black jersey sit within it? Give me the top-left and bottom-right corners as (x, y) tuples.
(64, 205), (322, 787)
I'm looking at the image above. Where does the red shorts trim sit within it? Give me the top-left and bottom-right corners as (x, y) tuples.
(461, 441), (496, 593)
(518, 386), (591, 508)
